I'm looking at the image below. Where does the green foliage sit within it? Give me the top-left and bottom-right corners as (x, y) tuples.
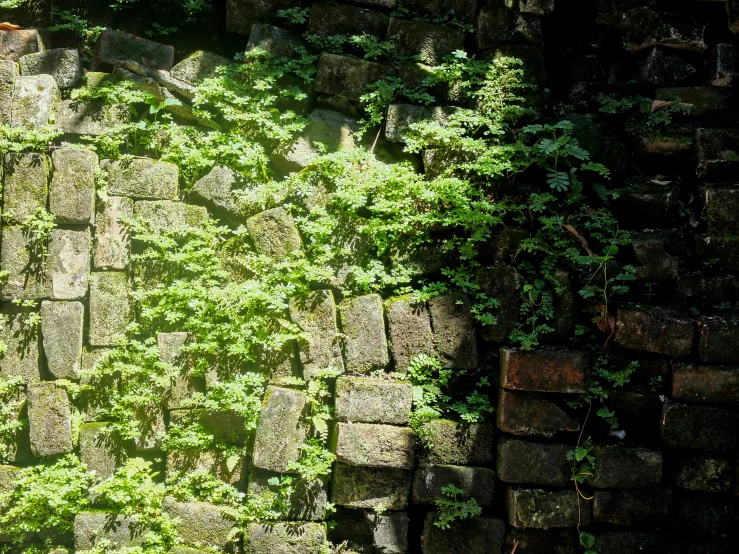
(580, 531), (598, 554)
(567, 439), (596, 486)
(48, 9), (105, 63)
(22, 207), (56, 267)
(433, 484), (482, 530)
(278, 7), (311, 25)
(0, 375), (25, 463)
(0, 125), (61, 154)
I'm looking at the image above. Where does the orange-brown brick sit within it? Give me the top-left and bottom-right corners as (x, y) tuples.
(499, 348), (588, 393)
(672, 363), (739, 406)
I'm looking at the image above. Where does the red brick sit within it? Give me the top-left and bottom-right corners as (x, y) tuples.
(672, 363), (739, 405)
(499, 348), (588, 393)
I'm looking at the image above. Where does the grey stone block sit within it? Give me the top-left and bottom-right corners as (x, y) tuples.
(0, 307), (41, 384)
(496, 389), (580, 438)
(334, 422), (415, 469)
(386, 18), (465, 65)
(57, 99), (129, 136)
(225, 0), (301, 35)
(419, 419), (495, 466)
(190, 165), (242, 220)
(93, 29), (174, 71)
(385, 103), (454, 144)
(661, 402), (739, 452)
(308, 1), (388, 38)
(133, 407), (165, 453)
(247, 207), (302, 259)
(428, 292), (478, 369)
(593, 490), (672, 526)
(50, 149), (98, 225)
(133, 200), (207, 235)
(11, 74), (60, 129)
(289, 290), (344, 380)
(335, 377), (412, 425)
(252, 386), (309, 473)
(248, 470), (328, 521)
(79, 423), (120, 483)
(614, 305), (694, 358)
(3, 152), (49, 224)
(332, 464), (411, 510)
(339, 294), (389, 373)
(413, 465), (496, 507)
(19, 48), (83, 89)
(162, 497), (239, 551)
(0, 29), (44, 62)
(246, 23), (303, 58)
(244, 522), (326, 554)
(170, 50), (230, 85)
(475, 265), (521, 343)
(158, 332), (204, 410)
(314, 53), (388, 102)
(27, 382), (73, 457)
(591, 445), (662, 489)
(103, 158), (179, 200)
(673, 452), (734, 493)
(385, 296), (435, 370)
(0, 226), (50, 300)
(421, 514), (506, 554)
(497, 438), (571, 486)
(74, 513), (144, 550)
(0, 60), (17, 125)
(402, 0), (477, 24)
(331, 509), (408, 554)
(88, 272), (131, 346)
(507, 488), (591, 528)
(167, 450), (245, 488)
(93, 196), (134, 270)
(41, 301), (84, 380)
(48, 229), (90, 300)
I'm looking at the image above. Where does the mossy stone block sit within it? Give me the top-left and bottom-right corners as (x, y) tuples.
(190, 165), (243, 220)
(289, 290), (344, 380)
(102, 158), (179, 200)
(614, 304), (695, 358)
(27, 382), (73, 457)
(0, 226), (51, 300)
(0, 306), (41, 384)
(413, 465), (496, 507)
(339, 294), (389, 373)
(158, 332), (205, 410)
(385, 103), (454, 144)
(48, 229), (90, 300)
(74, 512), (144, 550)
(673, 452), (734, 493)
(419, 419), (495, 466)
(591, 445), (663, 489)
(476, 265), (521, 343)
(507, 488), (590, 528)
(79, 423), (120, 483)
(162, 497), (238, 552)
(252, 386), (309, 473)
(41, 301), (84, 380)
(133, 200), (207, 235)
(11, 74), (60, 129)
(49, 148), (97, 224)
(334, 422), (416, 470)
(386, 18), (465, 65)
(133, 407), (165, 453)
(246, 23), (303, 58)
(0, 464), (19, 493)
(93, 196), (133, 270)
(57, 99), (129, 136)
(403, 0), (477, 24)
(170, 50), (230, 85)
(88, 272), (131, 346)
(3, 152), (49, 224)
(308, 1), (388, 38)
(93, 29), (174, 71)
(247, 207), (302, 260)
(421, 514), (506, 554)
(331, 508), (408, 554)
(19, 48), (83, 89)
(428, 292), (478, 370)
(248, 469), (328, 521)
(497, 438), (571, 486)
(244, 522), (326, 554)
(496, 388), (580, 438)
(225, 0), (302, 35)
(385, 295), (435, 370)
(0, 29), (44, 62)
(332, 464), (411, 510)
(0, 60), (17, 125)
(167, 450), (245, 488)
(314, 53), (388, 102)
(335, 377), (412, 425)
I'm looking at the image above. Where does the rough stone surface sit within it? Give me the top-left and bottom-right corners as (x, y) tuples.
(19, 48), (82, 89)
(244, 522), (327, 554)
(638, 46), (697, 86)
(331, 508), (408, 554)
(93, 196), (133, 270)
(167, 450), (245, 488)
(335, 377), (412, 425)
(3, 152), (49, 225)
(500, 348), (589, 393)
(412, 465), (496, 507)
(613, 179), (680, 230)
(74, 513), (144, 550)
(158, 332), (204, 410)
(332, 464), (411, 510)
(163, 497), (238, 551)
(497, 389), (580, 438)
(712, 43), (738, 87)
(0, 29), (43, 61)
(507, 488), (591, 529)
(248, 470), (328, 522)
(385, 296), (435, 369)
(27, 382), (73, 457)
(593, 490), (672, 526)
(41, 301), (84, 380)
(672, 362), (739, 405)
(226, 0), (301, 34)
(79, 423), (119, 483)
(476, 265), (521, 343)
(702, 185), (739, 235)
(672, 497), (737, 536)
(334, 422), (415, 470)
(314, 53), (388, 102)
(386, 18), (465, 65)
(695, 128), (739, 181)
(339, 294), (389, 373)
(0, 59), (16, 124)
(418, 419), (495, 466)
(632, 237), (678, 281)
(656, 86), (728, 115)
(246, 23), (303, 58)
(252, 386), (309, 473)
(623, 8), (707, 54)
(289, 290), (344, 380)
(190, 165), (242, 220)
(661, 402), (739, 452)
(57, 99), (129, 135)
(497, 438), (571, 486)
(0, 225), (50, 300)
(385, 103), (454, 143)
(614, 305), (695, 358)
(503, 529), (579, 554)
(49, 149), (97, 225)
(103, 158), (179, 200)
(247, 207), (302, 260)
(403, 0), (477, 24)
(596, 532), (665, 554)
(93, 30), (174, 71)
(428, 292), (478, 370)
(48, 229), (90, 300)
(88, 272), (132, 346)
(11, 74), (60, 129)
(0, 306), (41, 384)
(308, 1), (388, 38)
(421, 514), (506, 554)
(134, 200), (207, 235)
(171, 50), (230, 85)
(591, 445), (662, 489)
(673, 452), (734, 493)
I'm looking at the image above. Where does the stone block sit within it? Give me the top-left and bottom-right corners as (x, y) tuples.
(3, 152), (49, 224)
(421, 514), (506, 554)
(27, 382), (73, 457)
(163, 497), (238, 551)
(637, 46), (696, 86)
(331, 508), (408, 554)
(661, 402), (739, 452)
(49, 149), (97, 225)
(591, 445), (662, 489)
(339, 294), (389, 373)
(702, 185), (739, 235)
(385, 296), (435, 370)
(593, 490), (672, 526)
(190, 165), (242, 220)
(672, 362), (739, 405)
(673, 452), (734, 493)
(622, 8), (707, 54)
(695, 128), (739, 181)
(500, 348), (588, 393)
(385, 103), (454, 144)
(507, 488), (590, 529)
(712, 43), (738, 86)
(308, 1), (388, 38)
(672, 497), (737, 536)
(475, 265), (521, 343)
(503, 529), (579, 554)
(596, 532), (665, 554)
(632, 237), (678, 281)
(244, 522), (326, 554)
(41, 301), (84, 380)
(412, 465), (496, 507)
(79, 423), (120, 483)
(0, 59), (16, 124)
(74, 513), (143, 550)
(289, 290), (344, 380)
(314, 53), (388, 102)
(428, 292), (478, 370)
(520, 0), (554, 16)
(252, 386), (309, 473)
(226, 0), (301, 34)
(103, 158), (178, 200)
(93, 29), (174, 71)
(11, 74), (60, 129)
(386, 18), (465, 65)
(132, 407), (165, 453)
(171, 50), (229, 85)
(0, 226), (50, 300)
(167, 450), (245, 488)
(403, 0), (477, 24)
(0, 307), (41, 384)
(88, 272), (131, 346)
(335, 377), (412, 425)
(614, 305), (694, 358)
(247, 207), (302, 260)
(133, 200), (207, 235)
(19, 48), (82, 89)
(246, 23), (303, 58)
(93, 196), (133, 270)
(656, 87), (728, 115)
(334, 422), (415, 470)
(496, 389), (579, 438)
(612, 179), (680, 230)
(332, 464), (411, 510)
(57, 99), (129, 136)
(418, 419), (495, 467)
(248, 470), (328, 521)
(357, 0), (395, 6)
(48, 229), (90, 300)
(497, 438), (571, 486)
(158, 332), (205, 410)
(0, 29), (44, 61)
(172, 408), (248, 446)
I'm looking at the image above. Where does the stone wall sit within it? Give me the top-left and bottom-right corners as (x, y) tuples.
(1, 1), (739, 553)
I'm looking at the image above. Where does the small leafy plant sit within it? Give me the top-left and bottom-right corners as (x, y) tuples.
(433, 484), (482, 529)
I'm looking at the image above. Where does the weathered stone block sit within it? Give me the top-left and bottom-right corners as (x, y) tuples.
(331, 508), (408, 554)
(612, 179), (680, 230)
(673, 497), (737, 536)
(673, 452), (733, 493)
(314, 53), (388, 102)
(695, 128), (739, 181)
(289, 290), (344, 380)
(385, 296), (435, 370)
(27, 382), (72, 457)
(412, 465), (496, 507)
(132, 407), (165, 453)
(593, 490), (671, 526)
(403, 0), (477, 24)
(190, 165), (242, 220)
(163, 497), (238, 551)
(334, 422), (415, 470)
(0, 226), (50, 300)
(332, 464), (411, 510)
(418, 419), (495, 467)
(134, 200), (207, 235)
(656, 87), (728, 115)
(475, 265), (520, 343)
(0, 59), (16, 124)
(0, 29), (43, 61)
(357, 0), (395, 6)
(11, 74), (60, 129)
(57, 99), (129, 136)
(74, 513), (143, 550)
(596, 532), (665, 554)
(661, 402), (739, 452)
(248, 470), (328, 521)
(421, 514), (506, 554)
(428, 292), (478, 370)
(385, 103), (454, 144)
(500, 348), (588, 393)
(507, 488), (590, 529)
(93, 30), (174, 71)
(167, 450), (245, 487)
(3, 152), (49, 224)
(673, 362), (739, 405)
(497, 438), (571, 486)
(335, 377), (412, 425)
(503, 528), (579, 554)
(623, 8), (707, 54)
(702, 185), (739, 236)
(591, 445), (662, 489)
(41, 301), (83, 380)
(93, 196), (133, 270)
(308, 1), (388, 38)
(19, 48), (82, 89)
(386, 18), (464, 65)
(0, 307), (40, 384)
(614, 305), (694, 358)
(496, 389), (579, 438)
(632, 237), (678, 281)
(88, 272), (131, 346)
(246, 23), (303, 58)
(49, 149), (97, 225)
(171, 408), (248, 446)
(712, 43), (738, 86)
(103, 158), (178, 200)
(226, 0), (301, 34)
(158, 332), (204, 410)
(244, 522), (326, 554)
(79, 423), (119, 483)
(247, 207), (302, 260)
(339, 294), (389, 373)
(252, 386), (308, 473)
(48, 229), (90, 300)
(520, 0), (554, 16)
(637, 46), (697, 86)
(171, 50), (229, 85)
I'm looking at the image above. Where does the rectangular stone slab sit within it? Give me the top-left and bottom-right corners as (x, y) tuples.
(102, 158), (179, 200)
(338, 294), (390, 373)
(88, 272), (131, 346)
(418, 419), (495, 466)
(289, 289), (344, 380)
(244, 522), (327, 554)
(41, 301), (84, 380)
(421, 515), (506, 554)
(0, 307), (41, 384)
(50, 148), (98, 224)
(27, 382), (73, 457)
(335, 377), (412, 425)
(48, 228), (90, 300)
(500, 348), (589, 393)
(507, 488), (591, 528)
(497, 438), (572, 486)
(3, 152), (49, 224)
(334, 422), (415, 469)
(332, 464), (411, 510)
(412, 464), (496, 507)
(385, 295), (435, 370)
(93, 196), (134, 270)
(252, 386), (309, 474)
